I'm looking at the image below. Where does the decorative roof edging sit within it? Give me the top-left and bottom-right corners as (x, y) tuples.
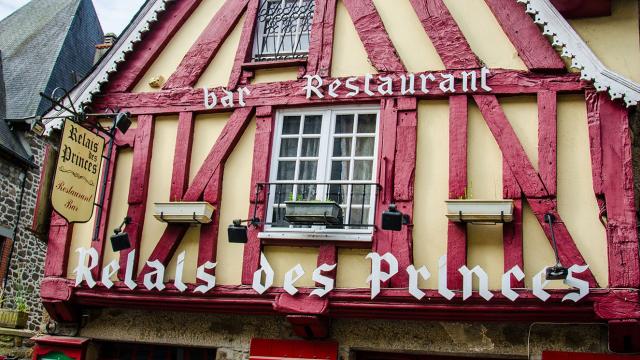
(44, 0), (175, 133)
(517, 0), (640, 107)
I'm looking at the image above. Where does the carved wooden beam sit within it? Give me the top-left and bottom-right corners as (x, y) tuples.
(108, 0), (203, 93)
(119, 115), (155, 279)
(409, 0), (480, 69)
(163, 0), (250, 89)
(242, 106), (274, 284)
(94, 71), (587, 115)
(305, 0), (338, 77)
(341, 0), (405, 72)
(139, 108), (255, 280)
(484, 0), (565, 72)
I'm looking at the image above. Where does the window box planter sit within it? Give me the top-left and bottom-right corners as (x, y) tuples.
(284, 201), (343, 225)
(445, 200), (514, 223)
(153, 202), (215, 224)
(0, 309), (28, 329)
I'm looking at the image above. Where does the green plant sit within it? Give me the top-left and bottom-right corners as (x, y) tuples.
(12, 269), (28, 313)
(288, 192), (304, 201)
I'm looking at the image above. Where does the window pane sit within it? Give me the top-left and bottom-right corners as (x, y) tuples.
(282, 116), (301, 134)
(271, 206), (288, 227)
(303, 115), (322, 134)
(277, 161), (296, 180)
(298, 160), (318, 180)
(335, 115), (354, 134)
(353, 160), (373, 180)
(331, 160), (350, 180)
(280, 138), (298, 157)
(274, 184), (294, 203)
(332, 138), (352, 157)
(349, 207), (370, 227)
(351, 184), (372, 204)
(355, 137), (375, 157)
(357, 114), (377, 133)
(328, 184), (349, 204)
(297, 184), (317, 200)
(301, 138), (319, 157)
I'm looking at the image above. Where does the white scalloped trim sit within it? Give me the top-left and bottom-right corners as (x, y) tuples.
(517, 0), (640, 107)
(44, 0), (175, 133)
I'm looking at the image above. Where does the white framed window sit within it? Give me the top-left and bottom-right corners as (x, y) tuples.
(260, 106), (380, 242)
(252, 0), (315, 62)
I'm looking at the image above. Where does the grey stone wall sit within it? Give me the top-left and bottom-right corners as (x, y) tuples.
(78, 309), (609, 360)
(0, 132), (47, 333)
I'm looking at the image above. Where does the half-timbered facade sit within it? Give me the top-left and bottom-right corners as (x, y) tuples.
(36, 0), (640, 358)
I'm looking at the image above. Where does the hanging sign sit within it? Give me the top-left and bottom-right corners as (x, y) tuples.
(51, 120), (105, 223)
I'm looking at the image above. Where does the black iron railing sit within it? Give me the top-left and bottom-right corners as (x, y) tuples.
(256, 182), (381, 229)
(252, 0), (315, 62)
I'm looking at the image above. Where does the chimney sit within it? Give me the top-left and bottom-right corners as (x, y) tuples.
(94, 33), (117, 64)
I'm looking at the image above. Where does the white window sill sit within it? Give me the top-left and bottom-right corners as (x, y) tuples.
(258, 231), (373, 242)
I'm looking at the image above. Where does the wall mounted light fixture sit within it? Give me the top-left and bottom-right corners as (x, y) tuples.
(544, 213), (568, 280)
(381, 204), (410, 231)
(111, 216), (132, 252)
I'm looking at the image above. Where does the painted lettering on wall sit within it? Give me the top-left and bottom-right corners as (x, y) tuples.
(304, 67), (493, 100)
(73, 248), (590, 303)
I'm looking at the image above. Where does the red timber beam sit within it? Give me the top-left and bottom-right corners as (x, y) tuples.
(94, 71), (587, 115)
(227, 0), (260, 90)
(163, 0), (250, 90)
(473, 95), (598, 287)
(447, 95), (468, 289)
(389, 98), (418, 288)
(341, 0), (405, 73)
(587, 93), (640, 289)
(139, 107), (255, 279)
(47, 277), (633, 323)
(373, 98), (416, 288)
(305, 0), (337, 77)
(107, 0), (203, 93)
(484, 0), (565, 72)
(119, 115), (155, 279)
(45, 213), (74, 278)
(242, 106), (274, 284)
(409, 0), (479, 69)
(538, 91), (558, 195)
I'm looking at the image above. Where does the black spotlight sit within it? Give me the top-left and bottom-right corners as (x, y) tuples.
(544, 213), (568, 280)
(228, 219), (249, 243)
(114, 112), (132, 134)
(111, 216), (132, 252)
(381, 204), (410, 231)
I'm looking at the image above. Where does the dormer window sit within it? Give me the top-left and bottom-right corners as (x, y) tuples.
(252, 0), (315, 62)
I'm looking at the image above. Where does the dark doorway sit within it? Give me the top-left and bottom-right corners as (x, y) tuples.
(356, 351), (521, 360)
(98, 341), (216, 360)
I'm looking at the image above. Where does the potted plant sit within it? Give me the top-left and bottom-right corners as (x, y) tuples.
(284, 197), (343, 225)
(0, 273), (29, 329)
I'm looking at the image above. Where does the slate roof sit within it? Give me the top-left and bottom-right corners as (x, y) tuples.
(0, 0), (103, 164)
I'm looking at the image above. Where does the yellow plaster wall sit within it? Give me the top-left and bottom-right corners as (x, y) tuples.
(66, 209), (98, 278)
(133, 0), (225, 93)
(195, 15), (246, 89)
(466, 102), (504, 289)
(101, 149), (134, 280)
(251, 67), (300, 84)
(336, 248), (371, 288)
(371, 0), (445, 72)
(569, 0), (640, 83)
(331, 0), (377, 77)
(215, 118), (256, 285)
(164, 113), (228, 283)
(264, 246), (319, 287)
(139, 116), (177, 275)
(556, 95), (607, 287)
(443, 0), (526, 70)
(412, 100), (449, 290)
